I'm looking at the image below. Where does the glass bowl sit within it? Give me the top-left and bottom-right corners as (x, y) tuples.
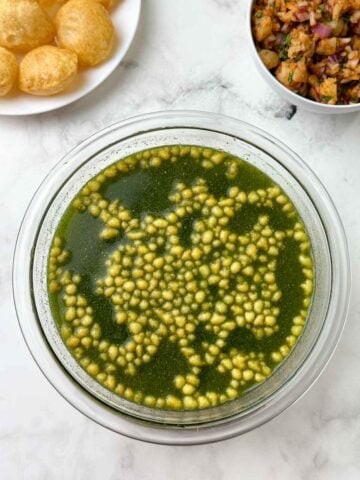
(13, 110), (350, 445)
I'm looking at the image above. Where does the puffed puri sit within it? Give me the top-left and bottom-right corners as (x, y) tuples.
(55, 0), (115, 67)
(19, 45), (78, 96)
(0, 47), (18, 96)
(39, 0), (112, 6)
(0, 0), (55, 53)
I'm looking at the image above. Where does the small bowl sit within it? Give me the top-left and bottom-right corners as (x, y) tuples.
(247, 0), (360, 114)
(13, 111), (350, 445)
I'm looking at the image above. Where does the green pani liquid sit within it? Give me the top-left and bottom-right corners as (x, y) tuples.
(48, 145), (314, 410)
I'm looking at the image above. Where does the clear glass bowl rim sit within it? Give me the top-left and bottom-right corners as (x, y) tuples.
(13, 110), (351, 445)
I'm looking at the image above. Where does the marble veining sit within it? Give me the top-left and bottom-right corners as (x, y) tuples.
(1, 0), (360, 478)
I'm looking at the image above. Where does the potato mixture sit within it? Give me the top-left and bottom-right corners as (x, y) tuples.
(252, 0), (360, 105)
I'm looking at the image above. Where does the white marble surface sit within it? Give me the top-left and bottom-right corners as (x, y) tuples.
(1, 0), (360, 478)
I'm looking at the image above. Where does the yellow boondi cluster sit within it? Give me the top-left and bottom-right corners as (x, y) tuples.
(48, 146), (314, 410)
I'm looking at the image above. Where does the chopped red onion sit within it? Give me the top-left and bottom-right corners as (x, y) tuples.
(275, 32), (286, 45)
(312, 23), (332, 38)
(312, 88), (321, 102)
(329, 53), (341, 63)
(281, 22), (294, 33)
(296, 10), (310, 22)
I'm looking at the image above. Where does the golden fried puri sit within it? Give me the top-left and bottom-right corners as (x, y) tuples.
(56, 0), (115, 67)
(77, 0), (113, 8)
(0, 0), (55, 53)
(0, 47), (18, 96)
(38, 0), (65, 4)
(95, 0), (113, 7)
(19, 45), (78, 96)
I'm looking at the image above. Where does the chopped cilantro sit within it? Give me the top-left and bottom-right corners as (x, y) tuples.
(285, 34), (292, 47)
(288, 71), (294, 84)
(322, 95), (332, 102)
(255, 11), (263, 18)
(279, 35), (292, 61)
(293, 55), (302, 62)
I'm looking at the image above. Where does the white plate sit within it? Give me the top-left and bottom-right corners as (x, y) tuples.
(0, 0), (141, 116)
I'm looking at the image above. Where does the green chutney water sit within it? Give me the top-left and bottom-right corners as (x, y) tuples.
(48, 145), (314, 411)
